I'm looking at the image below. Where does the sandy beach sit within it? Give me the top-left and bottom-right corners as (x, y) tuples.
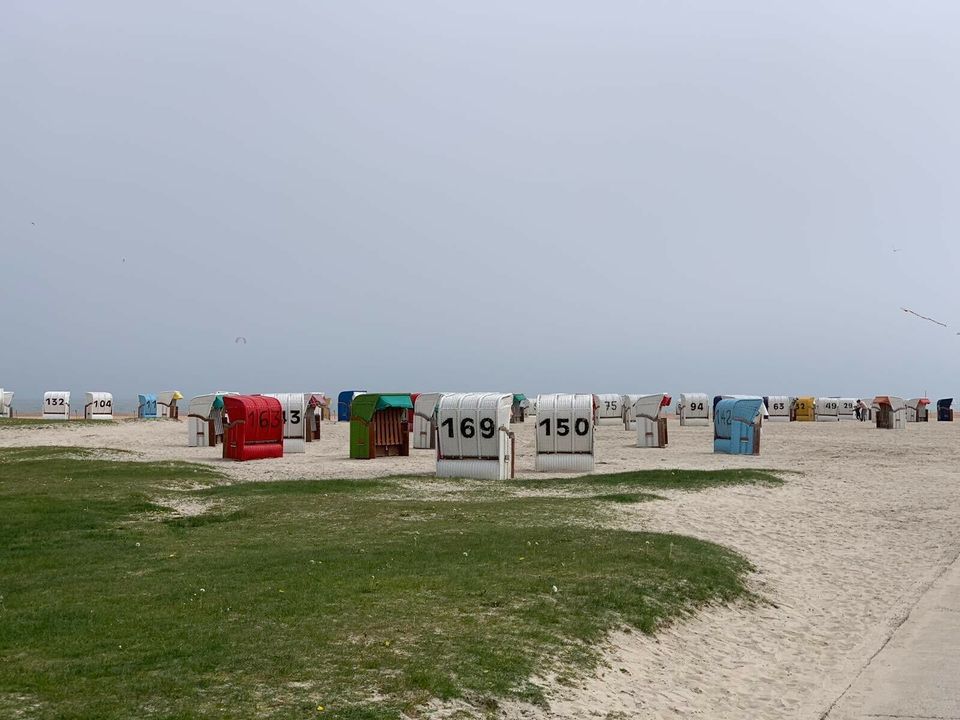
(2, 417), (958, 719)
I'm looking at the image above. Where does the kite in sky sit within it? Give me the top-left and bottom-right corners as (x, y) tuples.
(901, 307), (948, 328)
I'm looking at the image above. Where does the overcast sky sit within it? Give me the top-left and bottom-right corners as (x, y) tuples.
(3, 1), (959, 407)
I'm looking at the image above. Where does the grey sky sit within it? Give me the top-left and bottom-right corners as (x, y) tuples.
(3, 1), (958, 407)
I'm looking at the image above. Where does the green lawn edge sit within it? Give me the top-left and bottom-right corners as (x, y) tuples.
(0, 448), (773, 719)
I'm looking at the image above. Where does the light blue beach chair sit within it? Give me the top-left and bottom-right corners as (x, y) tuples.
(138, 393), (159, 419)
(714, 398), (764, 455)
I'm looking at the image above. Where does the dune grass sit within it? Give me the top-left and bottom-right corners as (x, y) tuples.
(0, 448), (765, 719)
(0, 418), (118, 428)
(589, 492), (663, 503)
(517, 468), (783, 493)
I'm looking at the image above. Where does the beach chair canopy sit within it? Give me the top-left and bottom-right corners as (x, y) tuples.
(337, 390), (367, 421)
(874, 396), (905, 411)
(350, 394), (413, 423)
(717, 394), (770, 418)
(188, 393), (227, 418)
(632, 393), (667, 419)
(414, 393), (442, 416)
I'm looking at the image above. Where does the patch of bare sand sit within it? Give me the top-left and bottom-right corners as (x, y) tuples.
(150, 496), (223, 518)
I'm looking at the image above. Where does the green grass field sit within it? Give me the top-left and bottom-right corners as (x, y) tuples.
(517, 467), (784, 492)
(0, 448), (782, 719)
(0, 419), (118, 428)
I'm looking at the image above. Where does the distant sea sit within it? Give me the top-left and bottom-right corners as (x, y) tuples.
(8, 397), (142, 417)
